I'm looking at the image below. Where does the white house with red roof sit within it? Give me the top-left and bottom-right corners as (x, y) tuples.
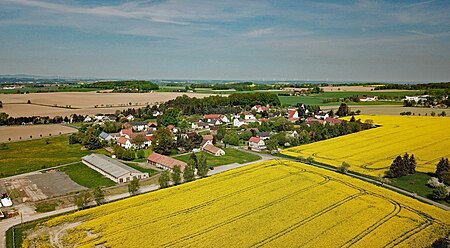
(248, 137), (266, 151)
(244, 111), (256, 120)
(119, 128), (133, 139)
(251, 105), (270, 112)
(204, 114), (229, 124)
(117, 136), (133, 149)
(147, 153), (187, 172)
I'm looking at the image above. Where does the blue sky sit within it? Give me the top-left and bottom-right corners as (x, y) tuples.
(1, 0), (449, 81)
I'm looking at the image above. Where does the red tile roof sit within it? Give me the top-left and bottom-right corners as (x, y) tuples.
(202, 134), (214, 141)
(288, 110), (298, 118)
(324, 117), (342, 125)
(249, 137), (262, 143)
(147, 153), (187, 171)
(203, 144), (223, 155)
(117, 136), (129, 145)
(120, 128), (133, 137)
(204, 114), (223, 119)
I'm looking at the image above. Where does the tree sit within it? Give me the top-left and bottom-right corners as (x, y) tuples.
(159, 171), (170, 188)
(265, 138), (278, 151)
(336, 103), (350, 117)
(183, 163), (195, 182)
(216, 125), (226, 141)
(92, 187), (105, 205)
(132, 133), (147, 148)
(157, 108), (179, 126)
(431, 185), (449, 200)
(408, 154), (416, 175)
(223, 132), (240, 146)
(436, 158), (450, 181)
(387, 153), (416, 178)
(128, 178), (140, 195)
(74, 191), (91, 210)
(337, 162), (351, 174)
(136, 149), (145, 159)
(85, 136), (102, 150)
(172, 165), (182, 185)
(387, 155), (407, 178)
(152, 127), (175, 155)
(197, 152), (209, 178)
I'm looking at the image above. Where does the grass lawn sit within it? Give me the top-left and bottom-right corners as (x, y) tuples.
(58, 162), (116, 188)
(174, 148), (261, 167)
(388, 172), (449, 207)
(132, 149), (153, 162)
(123, 162), (158, 176)
(0, 135), (109, 178)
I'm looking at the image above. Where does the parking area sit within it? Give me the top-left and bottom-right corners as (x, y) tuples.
(0, 172), (87, 203)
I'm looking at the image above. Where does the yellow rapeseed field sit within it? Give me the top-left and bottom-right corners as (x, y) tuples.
(282, 115), (450, 177)
(25, 160), (450, 247)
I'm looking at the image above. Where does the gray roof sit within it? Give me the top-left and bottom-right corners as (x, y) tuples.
(82, 154), (143, 178)
(99, 132), (112, 140)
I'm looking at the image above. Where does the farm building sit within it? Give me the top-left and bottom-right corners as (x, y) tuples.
(82, 154), (148, 183)
(203, 144), (225, 156)
(147, 153), (187, 172)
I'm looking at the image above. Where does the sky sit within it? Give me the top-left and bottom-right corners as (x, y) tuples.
(0, 0), (450, 82)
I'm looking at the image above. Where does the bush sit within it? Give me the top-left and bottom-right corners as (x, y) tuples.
(428, 177), (445, 188)
(35, 202), (57, 213)
(431, 186), (450, 200)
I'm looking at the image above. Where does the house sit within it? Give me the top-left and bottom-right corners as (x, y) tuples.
(244, 112), (256, 120)
(130, 121), (148, 132)
(147, 122), (158, 130)
(252, 105), (270, 113)
(248, 137), (266, 151)
(84, 116), (93, 122)
(286, 130), (298, 138)
(152, 111), (162, 117)
(192, 121), (210, 129)
(210, 126), (219, 135)
(288, 109), (299, 119)
(82, 154), (149, 183)
(204, 114), (229, 123)
(203, 144), (225, 156)
(126, 114), (135, 121)
(200, 138), (213, 148)
(359, 95), (378, 102)
(147, 153), (187, 172)
(324, 117), (343, 125)
(233, 118), (245, 127)
(314, 113), (329, 120)
(202, 134), (214, 141)
(167, 125), (178, 133)
(120, 128), (133, 139)
(117, 136), (133, 149)
(306, 117), (325, 126)
(99, 132), (114, 141)
(258, 131), (271, 140)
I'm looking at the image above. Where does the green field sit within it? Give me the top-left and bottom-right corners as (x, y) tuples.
(0, 135), (108, 178)
(279, 91), (420, 106)
(123, 162), (158, 175)
(174, 148), (261, 167)
(58, 162), (116, 188)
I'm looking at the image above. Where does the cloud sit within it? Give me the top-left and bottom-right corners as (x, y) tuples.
(245, 28), (273, 37)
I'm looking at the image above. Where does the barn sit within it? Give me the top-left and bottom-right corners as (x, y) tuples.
(82, 154), (149, 183)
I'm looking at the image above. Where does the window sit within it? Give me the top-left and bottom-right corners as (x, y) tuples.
(119, 178), (123, 183)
